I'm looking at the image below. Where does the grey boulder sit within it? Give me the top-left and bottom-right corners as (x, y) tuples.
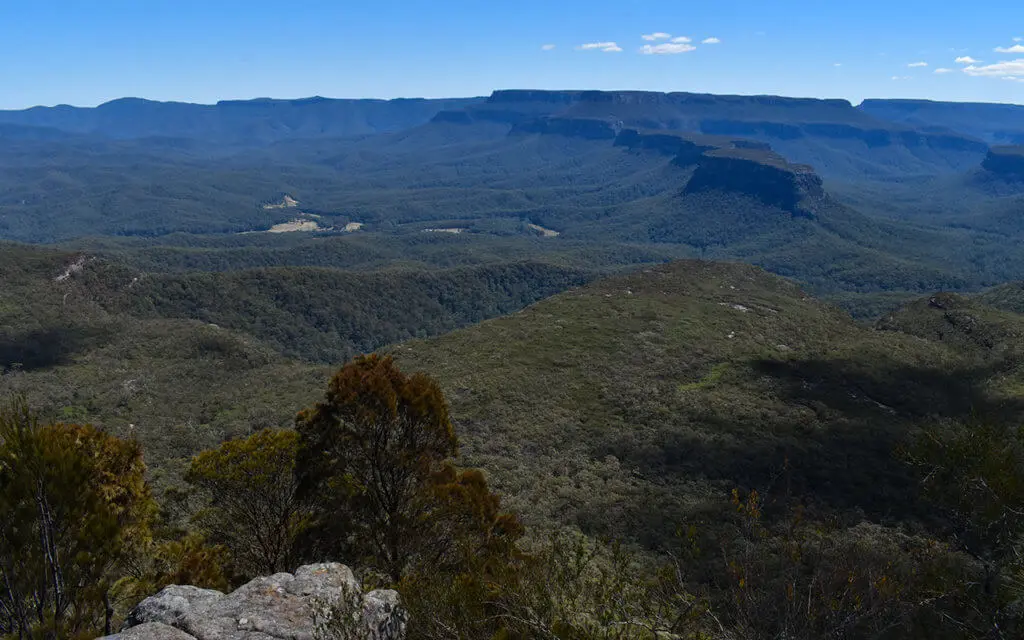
(98, 563), (406, 640)
(101, 622), (197, 639)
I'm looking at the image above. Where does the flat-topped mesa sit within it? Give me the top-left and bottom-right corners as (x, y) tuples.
(684, 147), (824, 216)
(486, 90), (586, 105)
(981, 146), (1024, 180)
(479, 91), (989, 161)
(488, 89), (854, 110)
(478, 90), (868, 131)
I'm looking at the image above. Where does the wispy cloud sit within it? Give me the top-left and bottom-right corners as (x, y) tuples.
(891, 75), (912, 81)
(541, 44), (556, 51)
(833, 63), (843, 67)
(934, 67), (954, 74)
(907, 61), (928, 68)
(1015, 37), (1023, 42)
(995, 44), (1024, 54)
(955, 56), (979, 64)
(701, 37), (721, 44)
(641, 42), (697, 55)
(963, 59), (1024, 77)
(641, 32), (672, 41)
(578, 42), (622, 52)
(671, 36), (692, 43)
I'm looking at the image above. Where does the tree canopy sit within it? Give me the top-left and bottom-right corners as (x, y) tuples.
(186, 428), (309, 579)
(295, 354), (519, 581)
(0, 400), (155, 639)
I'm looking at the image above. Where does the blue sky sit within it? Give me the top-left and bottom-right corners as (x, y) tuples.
(1, 0), (1022, 108)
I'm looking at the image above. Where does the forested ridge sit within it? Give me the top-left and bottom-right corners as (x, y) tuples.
(5, 246), (1024, 637)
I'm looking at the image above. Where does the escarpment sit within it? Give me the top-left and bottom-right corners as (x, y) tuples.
(684, 148), (824, 215)
(981, 146), (1024, 180)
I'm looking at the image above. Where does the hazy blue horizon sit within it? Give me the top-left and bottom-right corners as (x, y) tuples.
(6, 91), (1024, 112)
(2, 0), (1022, 110)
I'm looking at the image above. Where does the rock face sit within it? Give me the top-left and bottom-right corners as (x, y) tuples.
(466, 91), (989, 175)
(684, 148), (824, 215)
(981, 146), (1024, 180)
(99, 563), (406, 640)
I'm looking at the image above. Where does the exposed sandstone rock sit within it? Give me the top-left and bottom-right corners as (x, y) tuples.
(101, 622), (196, 639)
(684, 148), (824, 215)
(982, 146), (1024, 180)
(99, 563), (405, 640)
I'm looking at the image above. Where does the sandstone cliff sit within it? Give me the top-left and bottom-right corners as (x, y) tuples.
(981, 146), (1024, 180)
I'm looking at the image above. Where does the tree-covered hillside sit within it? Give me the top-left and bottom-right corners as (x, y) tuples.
(8, 244), (1023, 533)
(390, 260), (1024, 545)
(7, 242), (1024, 637)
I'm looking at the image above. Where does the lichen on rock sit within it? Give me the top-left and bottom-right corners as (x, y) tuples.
(99, 563), (406, 640)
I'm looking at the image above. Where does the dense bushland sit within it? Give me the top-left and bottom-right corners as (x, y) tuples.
(4, 353), (1024, 639)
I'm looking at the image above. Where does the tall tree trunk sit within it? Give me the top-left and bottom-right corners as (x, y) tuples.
(35, 480), (65, 635)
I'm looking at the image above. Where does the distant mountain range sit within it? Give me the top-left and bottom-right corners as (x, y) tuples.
(2, 91), (1022, 150)
(2, 88), (1023, 305)
(0, 96), (485, 143)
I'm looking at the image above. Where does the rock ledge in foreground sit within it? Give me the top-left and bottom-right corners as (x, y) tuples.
(99, 562), (406, 640)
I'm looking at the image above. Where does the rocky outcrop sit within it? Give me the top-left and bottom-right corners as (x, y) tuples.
(613, 129), (772, 164)
(99, 563), (406, 640)
(614, 129), (716, 160)
(684, 148), (824, 215)
(981, 146), (1024, 180)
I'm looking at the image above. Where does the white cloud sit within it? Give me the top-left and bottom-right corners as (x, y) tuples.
(641, 42), (697, 55)
(963, 59), (1024, 77)
(641, 32), (672, 41)
(995, 44), (1024, 53)
(671, 36), (692, 43)
(833, 63), (843, 67)
(955, 56), (979, 64)
(701, 37), (721, 44)
(578, 42), (622, 52)
(908, 61), (928, 67)
(541, 44), (556, 51)
(891, 75), (912, 80)
(934, 67), (954, 74)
